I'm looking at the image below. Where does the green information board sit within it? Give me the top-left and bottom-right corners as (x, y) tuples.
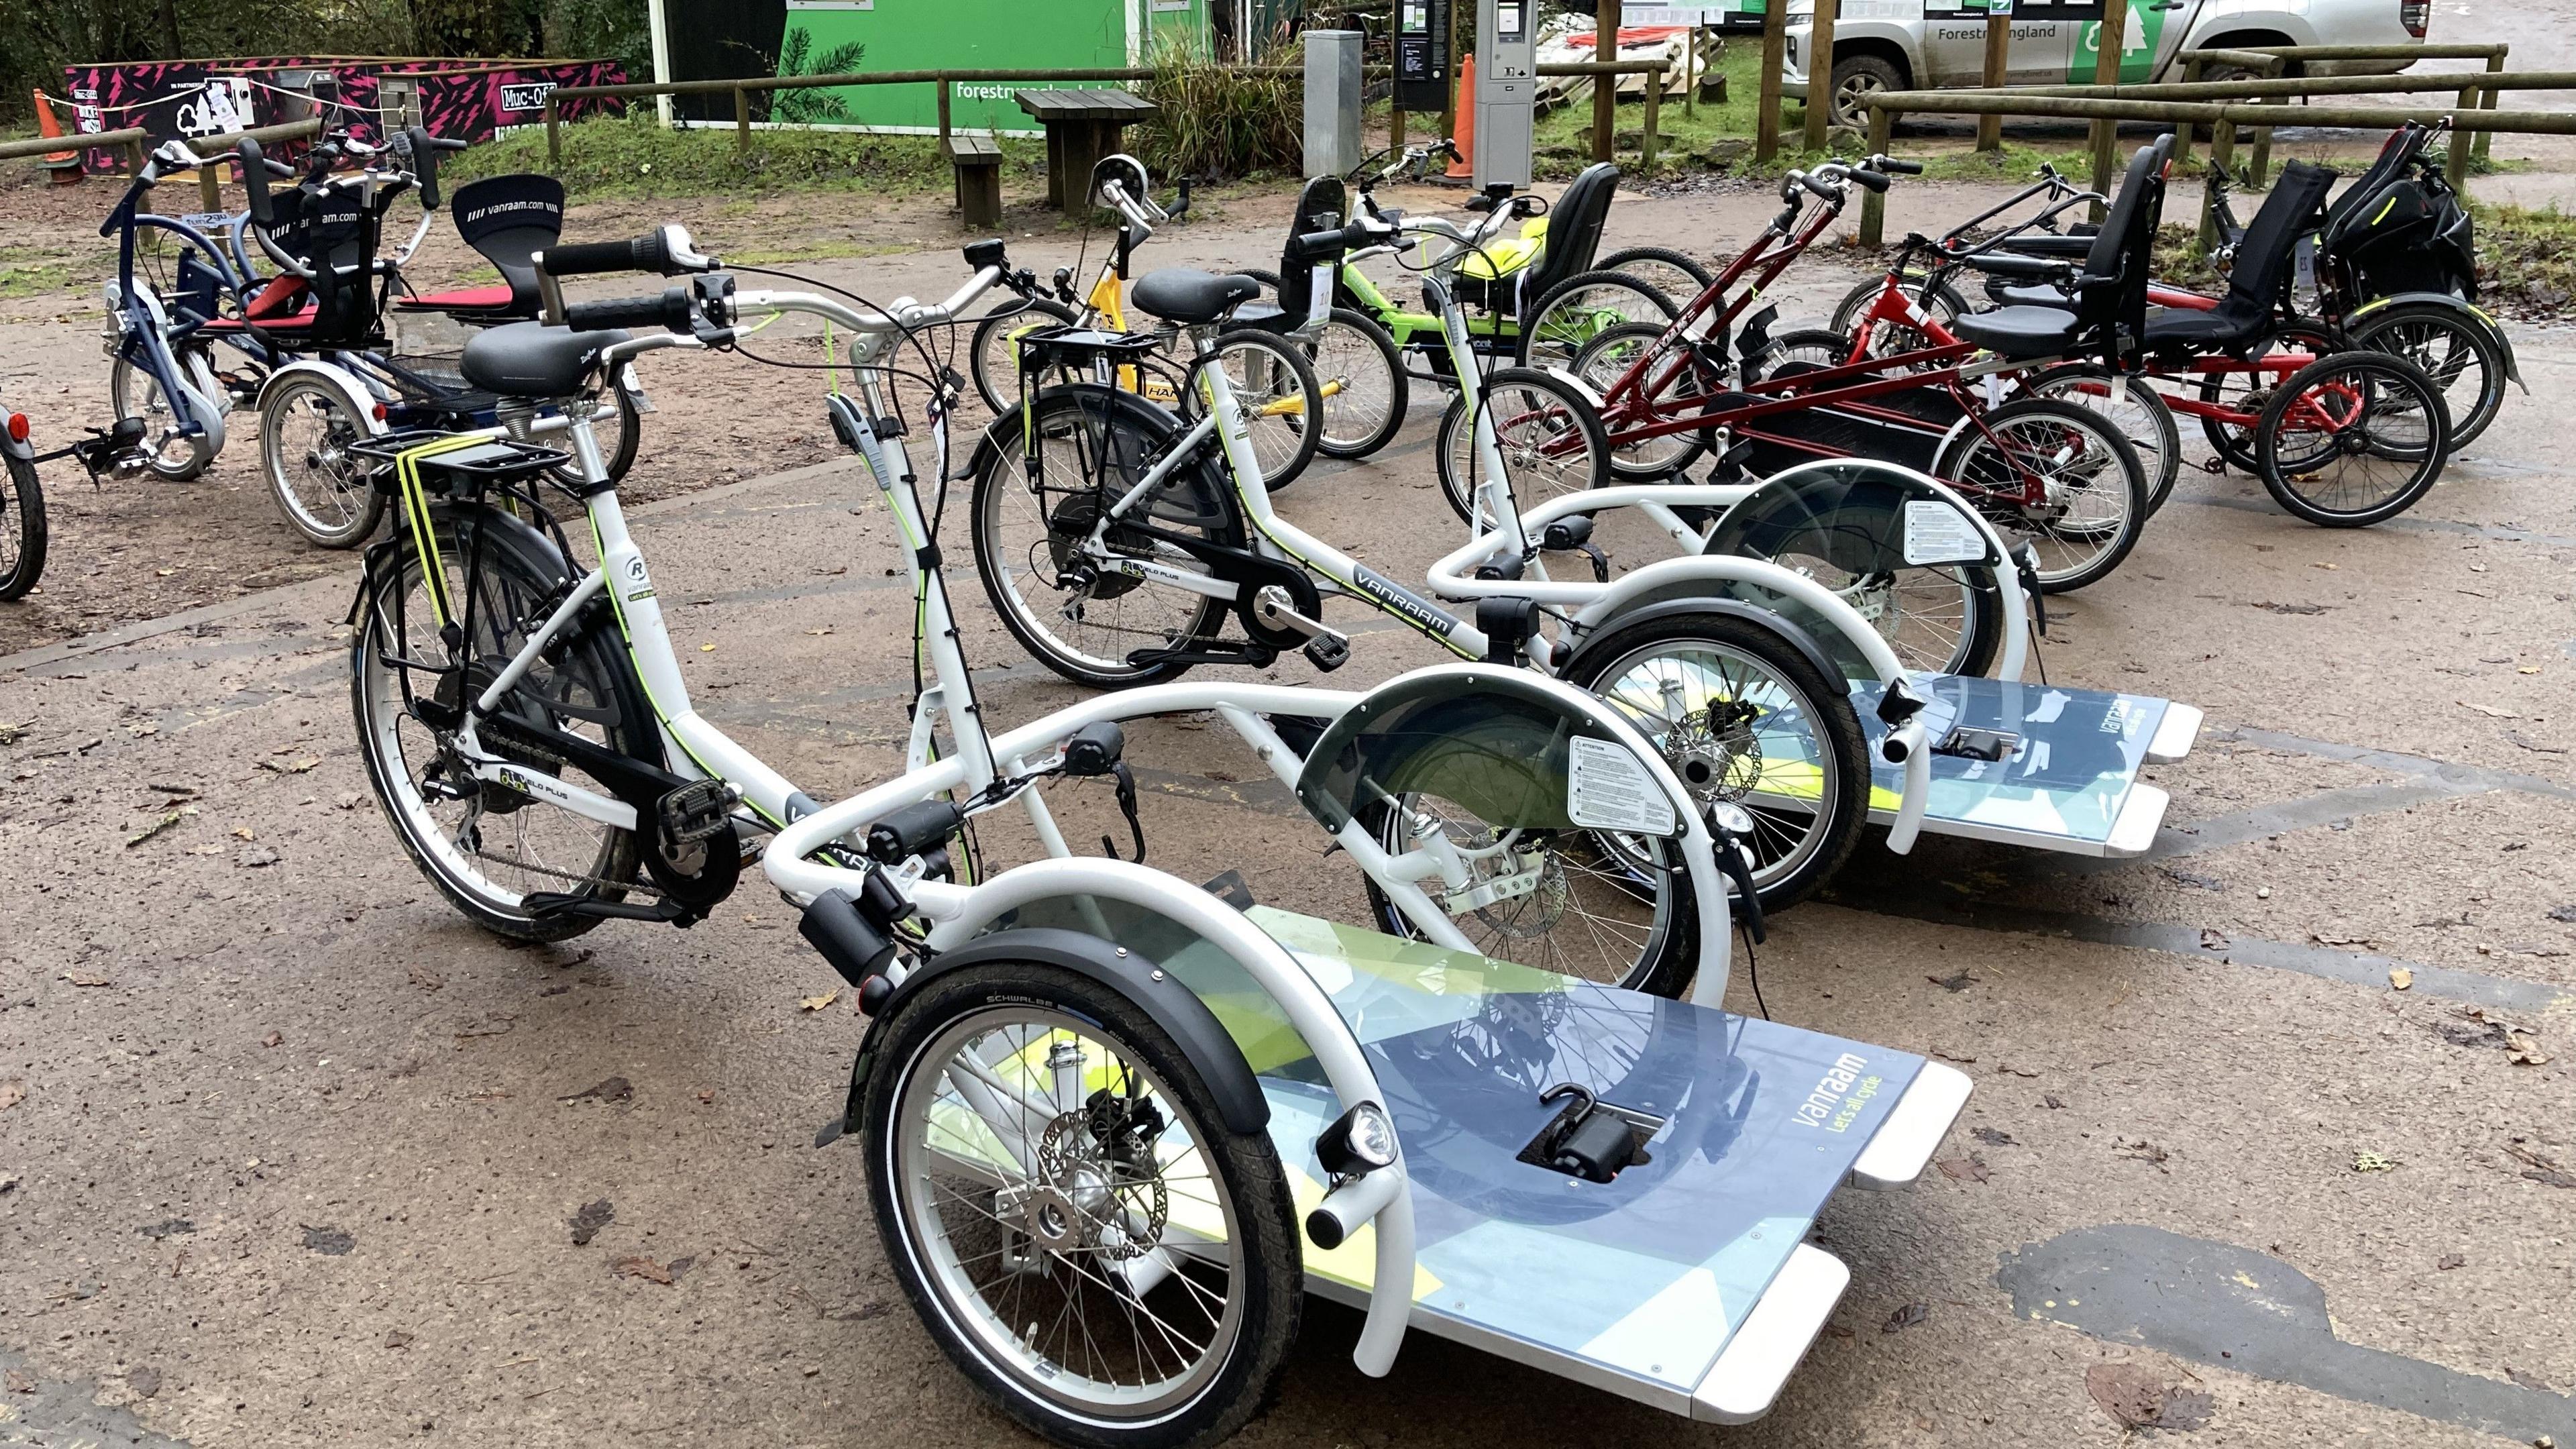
(770, 0), (1208, 134)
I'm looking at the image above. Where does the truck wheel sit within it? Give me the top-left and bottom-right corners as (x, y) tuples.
(1827, 54), (1903, 131)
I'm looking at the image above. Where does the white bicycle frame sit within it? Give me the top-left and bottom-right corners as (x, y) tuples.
(1049, 244), (1939, 851)
(762, 657), (1736, 1383)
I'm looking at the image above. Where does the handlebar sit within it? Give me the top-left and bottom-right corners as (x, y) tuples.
(564, 287), (698, 333)
(537, 225), (718, 279)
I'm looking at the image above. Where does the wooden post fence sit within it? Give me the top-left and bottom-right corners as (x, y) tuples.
(1756, 0), (1788, 160)
(1803, 0), (1839, 152)
(1976, 0), (2013, 152)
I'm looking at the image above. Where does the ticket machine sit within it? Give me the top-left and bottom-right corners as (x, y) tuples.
(1473, 0), (1536, 190)
(1393, 0), (1452, 113)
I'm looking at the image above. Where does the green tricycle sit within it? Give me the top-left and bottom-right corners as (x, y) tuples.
(1238, 144), (1716, 455)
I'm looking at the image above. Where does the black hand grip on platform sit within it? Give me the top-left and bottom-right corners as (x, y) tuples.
(539, 237), (659, 278)
(564, 287), (690, 333)
(1849, 168), (1891, 193)
(1874, 156), (1925, 174)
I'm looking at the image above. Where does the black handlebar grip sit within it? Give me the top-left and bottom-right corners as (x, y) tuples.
(1293, 223), (1368, 259)
(237, 139), (276, 227)
(564, 288), (690, 333)
(631, 228), (674, 276)
(1799, 172), (1839, 200)
(539, 239), (650, 278)
(1849, 168), (1892, 193)
(405, 125), (443, 211)
(1878, 157), (1925, 175)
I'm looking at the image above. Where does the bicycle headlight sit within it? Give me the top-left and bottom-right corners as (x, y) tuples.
(1316, 1101), (1397, 1177)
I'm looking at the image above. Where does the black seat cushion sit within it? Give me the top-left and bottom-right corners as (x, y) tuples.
(1991, 279), (2072, 309)
(1949, 305), (2080, 359)
(460, 321), (624, 399)
(1130, 268), (1262, 325)
(2140, 306), (2247, 349)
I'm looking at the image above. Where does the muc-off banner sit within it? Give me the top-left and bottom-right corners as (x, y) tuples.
(60, 57), (626, 173)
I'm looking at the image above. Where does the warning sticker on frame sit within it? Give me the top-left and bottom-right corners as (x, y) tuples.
(1902, 500), (1987, 566)
(1567, 735), (1678, 836)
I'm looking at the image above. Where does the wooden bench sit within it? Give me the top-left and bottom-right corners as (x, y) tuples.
(1014, 88), (1159, 211)
(944, 133), (1005, 229)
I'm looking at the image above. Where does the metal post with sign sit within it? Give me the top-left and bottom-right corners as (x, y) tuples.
(1474, 0), (1537, 189)
(1395, 0), (1452, 113)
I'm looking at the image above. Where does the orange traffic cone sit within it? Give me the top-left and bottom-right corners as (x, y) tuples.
(32, 91), (83, 184)
(1446, 57), (1475, 178)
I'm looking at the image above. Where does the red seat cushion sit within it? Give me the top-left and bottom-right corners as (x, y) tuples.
(396, 285), (517, 311)
(197, 306), (319, 333)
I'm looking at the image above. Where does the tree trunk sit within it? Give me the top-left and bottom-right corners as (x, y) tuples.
(156, 0), (182, 59)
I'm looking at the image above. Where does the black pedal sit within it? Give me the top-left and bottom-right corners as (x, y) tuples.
(656, 778), (735, 847)
(1517, 1084), (1662, 1185)
(1304, 634), (1350, 672)
(1935, 725), (2021, 763)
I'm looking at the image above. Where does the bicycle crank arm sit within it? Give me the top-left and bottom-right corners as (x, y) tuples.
(459, 755), (639, 831)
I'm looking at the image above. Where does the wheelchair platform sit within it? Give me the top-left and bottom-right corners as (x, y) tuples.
(1857, 675), (2203, 857)
(1235, 908), (1970, 1424)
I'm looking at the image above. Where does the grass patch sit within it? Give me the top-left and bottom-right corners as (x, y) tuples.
(2472, 201), (2576, 317)
(454, 111), (1042, 201)
(0, 246), (78, 297)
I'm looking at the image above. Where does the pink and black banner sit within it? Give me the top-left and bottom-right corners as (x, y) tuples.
(59, 56), (626, 173)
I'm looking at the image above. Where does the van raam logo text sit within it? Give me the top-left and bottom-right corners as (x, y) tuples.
(1792, 1052), (1884, 1132)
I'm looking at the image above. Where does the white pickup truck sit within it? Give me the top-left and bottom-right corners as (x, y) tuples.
(1780, 0), (2431, 129)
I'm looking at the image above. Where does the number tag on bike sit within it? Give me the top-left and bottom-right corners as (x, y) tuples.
(1566, 735), (1677, 836)
(1902, 500), (1986, 566)
(180, 211), (234, 231)
(1307, 264), (1336, 327)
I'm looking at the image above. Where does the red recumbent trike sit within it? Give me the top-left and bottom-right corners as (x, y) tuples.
(1564, 144), (2169, 594)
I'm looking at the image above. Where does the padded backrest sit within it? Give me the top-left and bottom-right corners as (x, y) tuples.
(449, 174), (566, 314)
(1524, 162), (1621, 297)
(2322, 123), (2422, 235)
(2073, 135), (2171, 351)
(1277, 174), (1350, 321)
(2222, 159), (2337, 317)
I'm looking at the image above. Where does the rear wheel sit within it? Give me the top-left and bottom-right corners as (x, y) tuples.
(970, 297), (1082, 414)
(1829, 273), (1969, 341)
(262, 372), (386, 548)
(1933, 396), (2147, 594)
(1435, 367), (1611, 527)
(2196, 323), (2335, 472)
(970, 386), (1244, 688)
(1300, 308), (1407, 460)
(1559, 612), (1869, 916)
(2256, 352), (2451, 527)
(2344, 301), (2504, 449)
(351, 504), (647, 942)
(2023, 363), (2183, 516)
(866, 965), (1300, 1449)
(1593, 246), (1716, 308)
(0, 449), (46, 602)
(1517, 268), (1678, 370)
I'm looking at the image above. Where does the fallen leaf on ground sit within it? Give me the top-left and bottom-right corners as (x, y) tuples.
(230, 826), (256, 841)
(238, 847), (278, 868)
(2353, 1150), (2398, 1173)
(260, 1031), (283, 1048)
(1935, 1155), (1992, 1183)
(2043, 1093), (2068, 1110)
(2506, 1030), (2550, 1066)
(1884, 1301), (1928, 1332)
(2508, 1367), (2553, 1393)
(2200, 928), (2231, 950)
(568, 1198), (614, 1246)
(5, 1368), (32, 1393)
(1927, 971), (1976, 991)
(258, 756), (321, 774)
(123, 809), (186, 848)
(2390, 967), (2414, 991)
(0, 1080), (23, 1112)
(2437, 1252), (2466, 1270)
(799, 989), (839, 1012)
(612, 1255), (674, 1285)
(407, 965), (443, 992)
(60, 973), (109, 987)
(2086, 1362), (2214, 1431)
(301, 1225), (355, 1255)
(2118, 1138), (2171, 1170)
(2458, 701), (2519, 718)
(560, 1076), (633, 1104)
(126, 1366), (161, 1398)
(1972, 1127), (2018, 1146)
(2312, 932), (2375, 947)
(386, 1329), (415, 1350)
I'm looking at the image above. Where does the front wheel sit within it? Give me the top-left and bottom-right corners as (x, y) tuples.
(865, 963), (1301, 1449)
(1435, 367), (1611, 527)
(109, 350), (217, 481)
(970, 297), (1083, 414)
(1301, 308), (1408, 460)
(0, 449), (47, 602)
(1593, 246), (1716, 309)
(2255, 352), (2452, 527)
(262, 372), (386, 548)
(1516, 268), (1678, 370)
(1183, 329), (1323, 492)
(1572, 321), (1717, 481)
(1559, 612), (1870, 916)
(1933, 396), (2147, 594)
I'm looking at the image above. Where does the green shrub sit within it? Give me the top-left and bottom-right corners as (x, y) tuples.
(1132, 39), (1303, 182)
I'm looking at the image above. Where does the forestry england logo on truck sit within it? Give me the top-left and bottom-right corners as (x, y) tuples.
(1792, 1053), (1884, 1132)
